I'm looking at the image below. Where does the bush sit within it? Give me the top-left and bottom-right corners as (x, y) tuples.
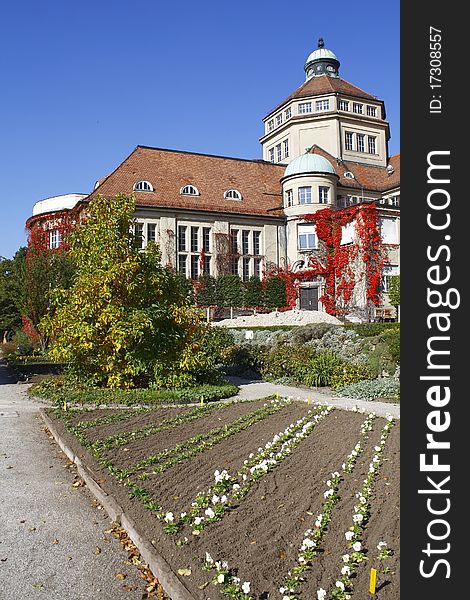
(336, 378), (400, 401)
(260, 344), (316, 381)
(29, 378), (238, 406)
(344, 322), (400, 337)
(201, 326), (236, 366)
(303, 352), (343, 387)
(216, 275), (244, 308)
(330, 362), (372, 389)
(243, 276), (264, 307)
(379, 328), (400, 363)
(196, 274), (218, 306)
(290, 323), (336, 345)
(264, 276), (287, 309)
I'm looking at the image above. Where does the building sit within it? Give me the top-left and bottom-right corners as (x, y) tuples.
(26, 39), (400, 319)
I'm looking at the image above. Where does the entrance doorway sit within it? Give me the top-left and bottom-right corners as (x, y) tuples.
(299, 286), (319, 311)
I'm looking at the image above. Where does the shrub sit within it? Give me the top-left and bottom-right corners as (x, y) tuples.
(216, 275), (244, 308)
(201, 326), (236, 366)
(290, 323), (336, 344)
(303, 351), (343, 387)
(196, 274), (218, 306)
(264, 276), (287, 309)
(260, 344), (315, 381)
(336, 378), (400, 401)
(344, 322), (400, 337)
(330, 362), (372, 389)
(243, 276), (264, 307)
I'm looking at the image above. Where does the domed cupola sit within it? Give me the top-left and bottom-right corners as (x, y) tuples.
(304, 38), (340, 80)
(284, 152), (336, 178)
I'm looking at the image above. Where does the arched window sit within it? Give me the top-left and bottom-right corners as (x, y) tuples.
(180, 184), (200, 196)
(133, 180), (154, 192)
(224, 189), (242, 200)
(344, 171), (355, 179)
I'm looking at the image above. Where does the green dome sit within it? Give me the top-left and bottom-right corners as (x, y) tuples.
(284, 153), (336, 177)
(305, 47), (338, 64)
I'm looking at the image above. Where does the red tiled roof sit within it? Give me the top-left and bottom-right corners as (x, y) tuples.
(87, 146), (286, 218)
(307, 146), (400, 192)
(266, 75), (380, 118)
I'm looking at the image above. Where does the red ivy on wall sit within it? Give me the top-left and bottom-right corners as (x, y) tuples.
(267, 204), (386, 315)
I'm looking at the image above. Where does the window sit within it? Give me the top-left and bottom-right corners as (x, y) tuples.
(298, 224), (316, 250)
(298, 186), (312, 204)
(298, 102), (312, 114)
(344, 171), (355, 179)
(368, 136), (377, 154)
(341, 222), (355, 245)
(202, 227), (211, 252)
(268, 119), (274, 131)
(269, 148), (275, 163)
(389, 196), (400, 207)
(178, 254), (187, 274)
(319, 186), (329, 204)
(276, 144), (282, 162)
(224, 189), (242, 200)
(380, 218), (398, 244)
(254, 257), (262, 279)
(345, 132), (353, 151)
(178, 225), (187, 251)
(356, 133), (365, 153)
(134, 223), (144, 249)
(180, 184), (199, 196)
(353, 103), (363, 114)
(203, 255), (211, 274)
(230, 229), (239, 274)
(276, 114), (283, 126)
(242, 257), (250, 281)
(316, 99), (330, 111)
(285, 107), (291, 119)
(49, 230), (61, 249)
(339, 99), (349, 111)
(367, 106), (377, 117)
(133, 180), (154, 192)
(190, 227), (199, 252)
(381, 265), (399, 292)
(242, 230), (250, 255)
(231, 229), (239, 254)
(147, 223), (157, 242)
(253, 231), (261, 255)
(285, 189), (293, 207)
(283, 139), (289, 158)
(190, 255), (199, 279)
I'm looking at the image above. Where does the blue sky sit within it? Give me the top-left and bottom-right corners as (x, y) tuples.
(0, 0), (399, 259)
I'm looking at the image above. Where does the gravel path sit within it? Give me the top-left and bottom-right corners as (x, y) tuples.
(227, 376), (400, 419)
(0, 360), (149, 600)
(213, 308), (342, 327)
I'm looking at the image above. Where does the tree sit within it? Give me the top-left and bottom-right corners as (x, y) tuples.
(0, 248), (26, 342)
(387, 274), (400, 321)
(243, 276), (264, 308)
(41, 194), (213, 389)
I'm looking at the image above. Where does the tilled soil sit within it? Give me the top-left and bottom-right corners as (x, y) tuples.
(46, 401), (399, 599)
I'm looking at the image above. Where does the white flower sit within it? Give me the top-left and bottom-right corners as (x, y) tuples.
(342, 554), (350, 563)
(353, 541), (362, 552)
(233, 484), (240, 490)
(317, 589), (327, 600)
(353, 514), (364, 523)
(233, 577), (240, 586)
(377, 541), (388, 550)
(194, 516), (203, 525)
(345, 531), (354, 541)
(220, 494), (228, 503)
(279, 587), (286, 594)
(205, 507), (215, 518)
(303, 538), (315, 548)
(335, 581), (345, 591)
(212, 495), (219, 504)
(242, 581), (251, 594)
(324, 489), (333, 498)
(341, 565), (351, 576)
(375, 445), (381, 452)
(164, 512), (174, 523)
(180, 512), (187, 518)
(217, 573), (225, 584)
(205, 552), (213, 564)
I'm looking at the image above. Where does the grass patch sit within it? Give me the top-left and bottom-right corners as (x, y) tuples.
(29, 379), (239, 406)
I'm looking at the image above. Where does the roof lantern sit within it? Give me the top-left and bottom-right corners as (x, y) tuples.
(284, 152), (336, 177)
(304, 38), (340, 80)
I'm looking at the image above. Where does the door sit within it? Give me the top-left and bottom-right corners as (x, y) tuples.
(299, 287), (319, 311)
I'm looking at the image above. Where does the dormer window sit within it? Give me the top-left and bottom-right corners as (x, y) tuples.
(133, 180), (154, 192)
(344, 171), (355, 179)
(224, 189), (242, 200)
(180, 184), (200, 196)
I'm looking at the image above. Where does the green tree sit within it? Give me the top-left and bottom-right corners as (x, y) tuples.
(196, 274), (217, 306)
(264, 275), (287, 309)
(41, 194), (213, 389)
(216, 275), (243, 308)
(0, 247), (26, 342)
(243, 276), (264, 308)
(387, 275), (400, 321)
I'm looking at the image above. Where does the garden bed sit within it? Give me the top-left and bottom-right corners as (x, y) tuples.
(45, 398), (399, 600)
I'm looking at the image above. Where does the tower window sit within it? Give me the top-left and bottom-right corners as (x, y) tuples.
(133, 180), (154, 192)
(319, 186), (329, 204)
(367, 106), (377, 117)
(345, 132), (354, 151)
(285, 189), (293, 207)
(283, 139), (289, 159)
(315, 99), (330, 111)
(180, 184), (200, 196)
(298, 102), (312, 114)
(298, 224), (317, 250)
(285, 107), (292, 119)
(49, 230), (61, 249)
(368, 136), (377, 154)
(269, 148), (275, 163)
(338, 100), (349, 111)
(353, 103), (363, 114)
(268, 119), (274, 132)
(276, 114), (283, 126)
(356, 134), (365, 153)
(224, 189), (242, 200)
(276, 144), (282, 162)
(298, 186), (312, 204)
